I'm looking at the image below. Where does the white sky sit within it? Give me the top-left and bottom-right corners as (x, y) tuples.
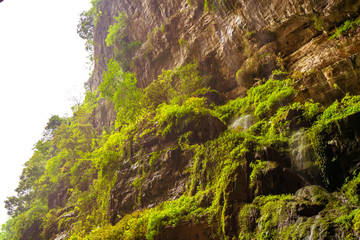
(0, 0), (91, 225)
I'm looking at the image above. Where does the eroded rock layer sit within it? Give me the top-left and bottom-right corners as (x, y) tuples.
(90, 0), (360, 100)
(5, 1), (360, 240)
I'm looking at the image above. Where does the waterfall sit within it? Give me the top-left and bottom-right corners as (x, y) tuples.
(230, 114), (253, 130)
(290, 129), (314, 172)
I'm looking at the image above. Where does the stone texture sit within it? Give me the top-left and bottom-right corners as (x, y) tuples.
(317, 111), (360, 189)
(158, 221), (214, 240)
(109, 143), (190, 224)
(85, 0), (360, 237)
(91, 98), (116, 134)
(89, 0), (360, 104)
(108, 112), (226, 225)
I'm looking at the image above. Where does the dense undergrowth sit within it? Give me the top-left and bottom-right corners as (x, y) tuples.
(2, 55), (360, 239)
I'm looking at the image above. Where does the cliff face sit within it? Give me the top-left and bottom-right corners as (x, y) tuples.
(85, 0), (360, 238)
(3, 1), (360, 240)
(90, 0), (360, 99)
(88, 0), (360, 136)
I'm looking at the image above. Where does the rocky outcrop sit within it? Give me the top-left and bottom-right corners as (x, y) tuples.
(87, 0), (360, 135)
(290, 33), (360, 104)
(108, 142), (190, 224)
(314, 111), (360, 189)
(108, 112), (226, 224)
(84, 0), (360, 238)
(158, 221), (214, 240)
(89, 0), (360, 103)
(91, 98), (116, 133)
(6, 1), (360, 240)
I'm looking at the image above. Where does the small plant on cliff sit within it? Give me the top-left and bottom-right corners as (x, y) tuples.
(329, 16), (360, 39)
(77, 10), (95, 52)
(105, 12), (141, 70)
(218, 78), (296, 123)
(204, 0), (237, 12)
(99, 58), (143, 127)
(178, 38), (188, 48)
(204, 0), (215, 12)
(105, 12), (128, 47)
(143, 62), (209, 110)
(77, 0), (101, 54)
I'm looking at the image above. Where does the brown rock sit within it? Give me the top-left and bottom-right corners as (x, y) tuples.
(89, 0), (360, 127)
(159, 221), (214, 240)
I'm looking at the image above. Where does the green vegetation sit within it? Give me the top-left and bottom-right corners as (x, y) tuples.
(329, 16), (360, 39)
(218, 78), (295, 122)
(237, 189), (359, 239)
(0, 55), (212, 239)
(2, 62), (360, 239)
(204, 0), (215, 12)
(178, 38), (188, 48)
(77, 0), (102, 53)
(105, 12), (128, 47)
(203, 0), (237, 12)
(99, 58), (143, 127)
(105, 12), (141, 70)
(3, 1), (360, 238)
(76, 194), (205, 240)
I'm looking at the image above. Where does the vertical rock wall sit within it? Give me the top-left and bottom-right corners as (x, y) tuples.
(89, 0), (360, 104)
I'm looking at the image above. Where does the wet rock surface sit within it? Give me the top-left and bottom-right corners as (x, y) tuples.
(316, 111), (360, 189)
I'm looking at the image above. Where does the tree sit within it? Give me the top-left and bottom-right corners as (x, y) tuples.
(77, 11), (94, 41)
(43, 115), (67, 140)
(99, 58), (143, 126)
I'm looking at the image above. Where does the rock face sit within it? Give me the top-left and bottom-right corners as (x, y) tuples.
(158, 221), (214, 240)
(85, 0), (360, 239)
(108, 112), (226, 224)
(7, 1), (360, 240)
(89, 0), (360, 101)
(87, 0), (360, 133)
(315, 111), (360, 189)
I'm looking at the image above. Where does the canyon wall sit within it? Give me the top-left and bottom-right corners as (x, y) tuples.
(5, 1), (360, 239)
(90, 0), (360, 101)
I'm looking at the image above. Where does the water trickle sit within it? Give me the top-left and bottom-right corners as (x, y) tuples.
(308, 221), (317, 240)
(230, 114), (253, 130)
(290, 129), (314, 172)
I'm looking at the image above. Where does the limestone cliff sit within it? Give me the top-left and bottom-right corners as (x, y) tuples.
(87, 0), (360, 135)
(3, 0), (360, 240)
(85, 0), (360, 238)
(90, 0), (360, 99)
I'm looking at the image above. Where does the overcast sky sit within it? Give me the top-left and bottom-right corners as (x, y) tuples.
(0, 0), (91, 225)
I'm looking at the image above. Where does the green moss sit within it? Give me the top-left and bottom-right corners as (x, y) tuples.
(238, 192), (357, 240)
(342, 173), (360, 206)
(105, 12), (128, 47)
(304, 94), (360, 185)
(217, 78), (296, 123)
(80, 194), (205, 240)
(155, 97), (213, 138)
(178, 38), (188, 47)
(249, 160), (268, 189)
(329, 16), (360, 39)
